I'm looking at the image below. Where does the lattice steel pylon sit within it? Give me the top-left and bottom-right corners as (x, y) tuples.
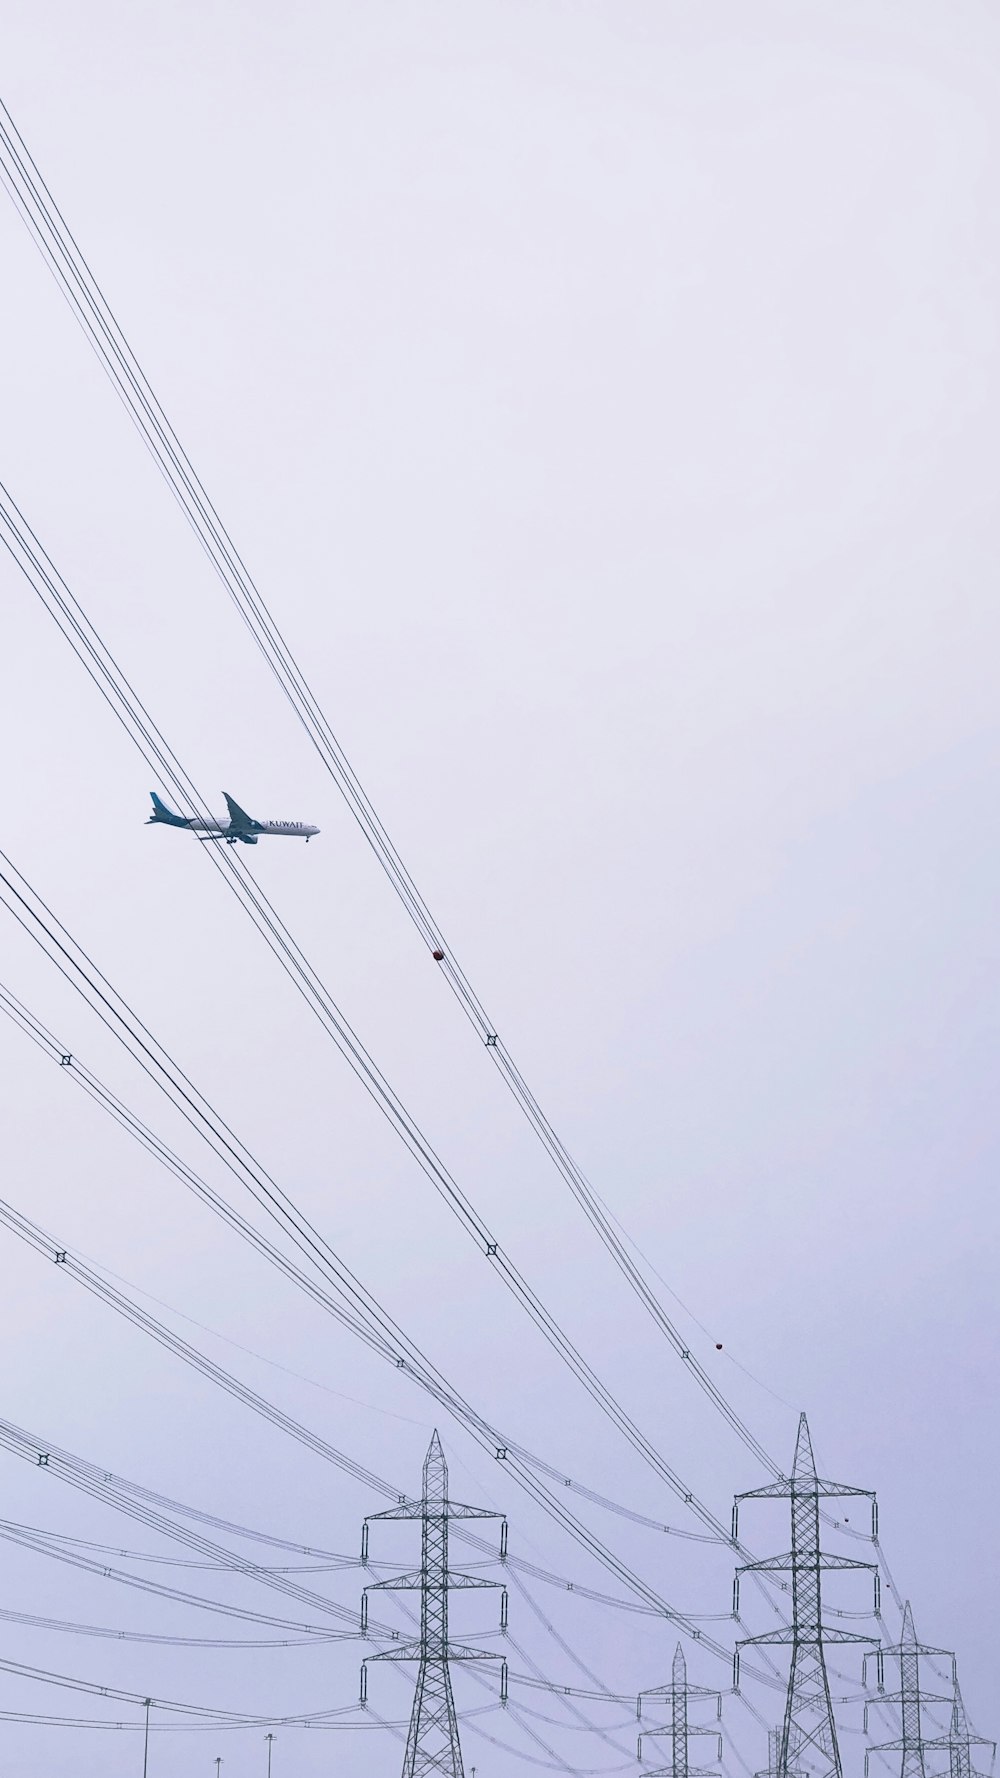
(637, 1643), (722, 1778)
(361, 1432), (508, 1778)
(928, 1676), (996, 1778)
(733, 1414), (879, 1778)
(863, 1603), (954, 1778)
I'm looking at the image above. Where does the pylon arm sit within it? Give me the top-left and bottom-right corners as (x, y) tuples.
(640, 1721), (721, 1741)
(366, 1569), (423, 1592)
(866, 1690), (954, 1716)
(736, 1480), (874, 1502)
(738, 1628), (873, 1649)
(738, 1552), (875, 1576)
(441, 1573), (506, 1590)
(366, 1499), (422, 1521)
(367, 1499), (503, 1523)
(368, 1641), (504, 1666)
(639, 1685), (722, 1706)
(924, 1732), (996, 1757)
(366, 1569), (504, 1594)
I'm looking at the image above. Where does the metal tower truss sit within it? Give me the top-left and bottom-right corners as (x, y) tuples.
(756, 1726), (809, 1778)
(864, 1606), (992, 1778)
(925, 1676), (995, 1778)
(637, 1642), (722, 1778)
(361, 1431), (508, 1778)
(733, 1414), (878, 1778)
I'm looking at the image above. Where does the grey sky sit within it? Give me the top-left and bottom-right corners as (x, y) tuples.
(0, 2), (997, 1774)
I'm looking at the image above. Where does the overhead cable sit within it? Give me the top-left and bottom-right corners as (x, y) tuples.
(0, 93), (779, 1479)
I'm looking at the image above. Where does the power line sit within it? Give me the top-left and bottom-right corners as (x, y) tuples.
(0, 414), (902, 1688)
(0, 89), (781, 1480)
(0, 73), (956, 1705)
(0, 858), (774, 1683)
(0, 478), (762, 1549)
(0, 1176), (722, 1760)
(0, 971), (732, 1560)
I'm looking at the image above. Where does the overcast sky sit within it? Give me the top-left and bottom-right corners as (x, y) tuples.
(0, 3), (998, 1775)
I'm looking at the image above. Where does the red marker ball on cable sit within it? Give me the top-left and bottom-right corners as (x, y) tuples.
(432, 949), (445, 962)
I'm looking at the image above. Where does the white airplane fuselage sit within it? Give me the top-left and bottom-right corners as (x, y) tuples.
(147, 791), (319, 845)
(188, 816), (319, 840)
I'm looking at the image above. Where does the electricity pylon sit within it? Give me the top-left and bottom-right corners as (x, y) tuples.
(864, 1608), (995, 1778)
(733, 1413), (878, 1778)
(757, 1728), (800, 1778)
(361, 1431), (508, 1778)
(637, 1643), (722, 1778)
(928, 1676), (995, 1778)
(863, 1603), (954, 1778)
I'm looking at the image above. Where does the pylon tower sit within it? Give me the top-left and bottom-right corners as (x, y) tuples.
(361, 1431), (508, 1778)
(929, 1676), (996, 1778)
(637, 1643), (722, 1778)
(734, 1414), (878, 1778)
(863, 1603), (955, 1778)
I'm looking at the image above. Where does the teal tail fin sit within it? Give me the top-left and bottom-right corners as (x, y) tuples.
(147, 791), (190, 828)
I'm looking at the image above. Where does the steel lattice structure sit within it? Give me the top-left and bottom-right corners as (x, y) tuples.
(637, 1643), (722, 1778)
(361, 1432), (508, 1778)
(931, 1678), (996, 1778)
(734, 1414), (878, 1778)
(864, 1604), (954, 1778)
(865, 1608), (995, 1778)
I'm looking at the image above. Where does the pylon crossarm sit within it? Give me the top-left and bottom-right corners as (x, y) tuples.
(367, 1499), (501, 1525)
(366, 1501), (424, 1522)
(735, 1479), (794, 1502)
(924, 1733), (996, 1756)
(368, 1641), (424, 1664)
(641, 1722), (721, 1741)
(738, 1553), (875, 1576)
(737, 1482), (875, 1502)
(868, 1692), (955, 1713)
(739, 1628), (876, 1649)
(878, 1639), (954, 1661)
(364, 1642), (502, 1667)
(367, 1570), (424, 1592)
(440, 1644), (507, 1665)
(442, 1573), (506, 1590)
(639, 1687), (721, 1706)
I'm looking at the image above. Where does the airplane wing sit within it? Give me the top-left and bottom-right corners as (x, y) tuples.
(222, 792), (260, 833)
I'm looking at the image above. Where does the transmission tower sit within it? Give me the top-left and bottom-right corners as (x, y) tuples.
(863, 1603), (953, 1778)
(733, 1413), (878, 1778)
(928, 1676), (995, 1778)
(361, 1431), (508, 1778)
(864, 1605), (995, 1778)
(637, 1643), (722, 1778)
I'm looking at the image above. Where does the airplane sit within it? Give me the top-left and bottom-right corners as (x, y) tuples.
(146, 791), (319, 846)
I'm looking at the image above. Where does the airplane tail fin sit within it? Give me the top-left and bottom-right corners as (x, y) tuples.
(147, 791), (190, 828)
